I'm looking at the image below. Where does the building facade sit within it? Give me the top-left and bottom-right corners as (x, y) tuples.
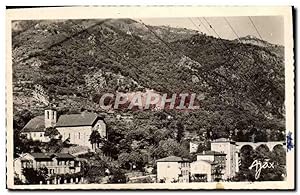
(21, 108), (107, 149)
(210, 138), (239, 179)
(156, 156), (190, 183)
(190, 151), (226, 182)
(14, 153), (81, 182)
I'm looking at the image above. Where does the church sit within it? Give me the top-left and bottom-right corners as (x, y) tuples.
(21, 108), (107, 149)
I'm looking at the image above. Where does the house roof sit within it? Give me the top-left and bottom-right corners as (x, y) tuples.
(56, 112), (101, 127)
(51, 153), (76, 159)
(30, 153), (75, 160)
(156, 156), (190, 162)
(196, 151), (226, 156)
(21, 116), (45, 132)
(212, 138), (236, 144)
(31, 153), (51, 160)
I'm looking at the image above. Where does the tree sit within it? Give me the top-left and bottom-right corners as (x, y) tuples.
(118, 151), (147, 171)
(14, 135), (42, 157)
(234, 145), (256, 181)
(14, 174), (24, 185)
(152, 138), (190, 159)
(89, 130), (102, 149)
(196, 142), (210, 153)
(44, 127), (60, 139)
(176, 122), (184, 143)
(44, 138), (66, 153)
(108, 168), (127, 183)
(212, 164), (225, 182)
(254, 129), (268, 142)
(22, 167), (48, 184)
(13, 109), (35, 157)
(13, 109), (34, 131)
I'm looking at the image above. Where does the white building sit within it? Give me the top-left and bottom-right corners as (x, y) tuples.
(189, 141), (200, 153)
(156, 156), (190, 183)
(55, 111), (106, 149)
(21, 108), (107, 149)
(210, 138), (239, 179)
(190, 151), (226, 182)
(14, 152), (81, 182)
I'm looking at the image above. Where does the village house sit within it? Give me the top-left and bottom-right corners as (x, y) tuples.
(190, 151), (226, 182)
(21, 108), (107, 149)
(156, 156), (190, 183)
(14, 152), (81, 182)
(189, 138), (240, 180)
(210, 138), (239, 179)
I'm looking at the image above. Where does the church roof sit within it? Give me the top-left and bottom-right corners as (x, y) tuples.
(56, 112), (102, 127)
(21, 111), (104, 132)
(156, 156), (190, 162)
(21, 115), (45, 132)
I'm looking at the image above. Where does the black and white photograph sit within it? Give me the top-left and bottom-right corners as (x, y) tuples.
(5, 6), (295, 190)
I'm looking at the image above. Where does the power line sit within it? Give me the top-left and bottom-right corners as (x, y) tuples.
(208, 17), (283, 110)
(126, 19), (283, 120)
(138, 19), (181, 57)
(188, 18), (203, 33)
(196, 17), (211, 35)
(201, 17), (231, 51)
(184, 18), (278, 113)
(223, 17), (240, 42)
(72, 19), (278, 118)
(138, 19), (248, 99)
(248, 16), (263, 40)
(202, 17), (222, 39)
(189, 18), (228, 56)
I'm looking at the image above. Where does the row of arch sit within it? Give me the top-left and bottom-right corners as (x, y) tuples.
(238, 143), (285, 153)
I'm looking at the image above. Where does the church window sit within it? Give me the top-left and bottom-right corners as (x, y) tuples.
(78, 133), (80, 139)
(47, 111), (49, 119)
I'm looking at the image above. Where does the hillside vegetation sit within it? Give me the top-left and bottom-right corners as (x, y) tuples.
(12, 19), (285, 143)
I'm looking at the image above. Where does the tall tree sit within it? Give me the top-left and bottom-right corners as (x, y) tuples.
(89, 130), (102, 149)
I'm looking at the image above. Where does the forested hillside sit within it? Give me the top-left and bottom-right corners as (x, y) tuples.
(12, 19), (285, 144)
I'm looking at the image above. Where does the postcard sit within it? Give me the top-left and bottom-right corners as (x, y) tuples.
(6, 6), (294, 190)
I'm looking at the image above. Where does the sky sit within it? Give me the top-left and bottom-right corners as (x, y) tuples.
(140, 16), (284, 45)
